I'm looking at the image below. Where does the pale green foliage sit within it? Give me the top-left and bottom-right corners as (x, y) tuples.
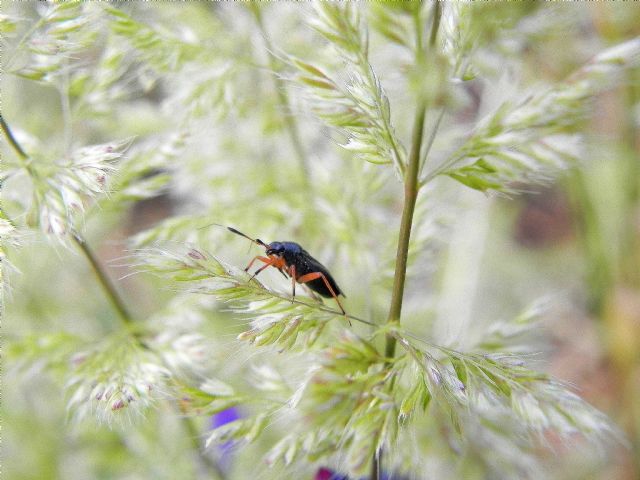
(395, 331), (621, 444)
(6, 332), (84, 375)
(104, 6), (237, 119)
(3, 2), (637, 480)
(478, 298), (551, 353)
(145, 295), (214, 378)
(435, 38), (640, 193)
(0, 208), (20, 260)
(0, 210), (19, 301)
(280, 330), (396, 473)
(7, 2), (100, 82)
(0, 12), (21, 36)
(440, 2), (543, 80)
(368, 3), (419, 51)
(66, 334), (171, 424)
(164, 63), (234, 119)
(14, 139), (128, 239)
(132, 246), (347, 349)
(110, 130), (188, 203)
(106, 7), (201, 74)
(206, 410), (271, 449)
(131, 246), (622, 477)
(291, 3), (406, 175)
(6, 331), (171, 425)
(129, 214), (211, 247)
(6, 298), (215, 426)
(70, 39), (132, 116)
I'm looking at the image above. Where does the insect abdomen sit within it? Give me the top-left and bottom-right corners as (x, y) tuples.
(291, 251), (343, 298)
(305, 272), (342, 298)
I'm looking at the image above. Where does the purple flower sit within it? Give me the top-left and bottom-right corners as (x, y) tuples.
(211, 406), (241, 429)
(210, 407), (242, 469)
(314, 467), (408, 480)
(315, 467), (348, 480)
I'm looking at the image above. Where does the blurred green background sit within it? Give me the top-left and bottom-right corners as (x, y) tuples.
(2, 2), (639, 479)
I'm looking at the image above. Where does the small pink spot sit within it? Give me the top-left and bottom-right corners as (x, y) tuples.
(188, 249), (206, 260)
(70, 353), (87, 366)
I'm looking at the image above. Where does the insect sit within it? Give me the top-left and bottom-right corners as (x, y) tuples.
(226, 226), (347, 316)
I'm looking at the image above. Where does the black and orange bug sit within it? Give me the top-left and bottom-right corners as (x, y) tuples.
(226, 226), (347, 316)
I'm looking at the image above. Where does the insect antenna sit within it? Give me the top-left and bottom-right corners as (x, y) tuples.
(226, 226), (268, 249)
(198, 223), (269, 250)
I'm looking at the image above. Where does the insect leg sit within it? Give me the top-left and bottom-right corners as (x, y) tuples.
(243, 255), (271, 273)
(248, 257), (277, 280)
(289, 264), (297, 302)
(297, 271), (347, 317)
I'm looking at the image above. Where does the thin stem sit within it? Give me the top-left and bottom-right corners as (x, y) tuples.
(208, 268), (379, 327)
(72, 232), (134, 325)
(370, 451), (380, 480)
(1, 114), (29, 160)
(1, 115), (40, 186)
(429, 1), (442, 48)
(383, 103), (426, 360)
(375, 5), (439, 478)
(418, 107), (446, 179)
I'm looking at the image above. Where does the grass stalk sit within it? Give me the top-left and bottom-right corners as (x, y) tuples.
(375, 6), (439, 478)
(1, 114), (29, 160)
(71, 232), (134, 325)
(383, 104), (426, 358)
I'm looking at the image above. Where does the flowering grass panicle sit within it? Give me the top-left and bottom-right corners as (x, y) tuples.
(291, 3), (406, 176)
(29, 140), (129, 238)
(65, 335), (171, 425)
